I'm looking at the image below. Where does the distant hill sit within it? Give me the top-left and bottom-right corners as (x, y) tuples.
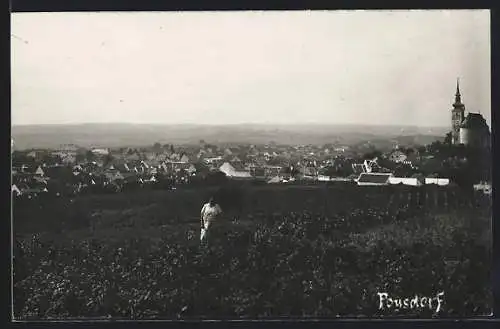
(11, 123), (448, 150)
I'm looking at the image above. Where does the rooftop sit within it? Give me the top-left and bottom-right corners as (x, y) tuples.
(357, 173), (393, 184)
(460, 112), (489, 130)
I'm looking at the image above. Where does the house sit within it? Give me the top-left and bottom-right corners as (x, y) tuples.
(147, 159), (162, 167)
(161, 162), (196, 175)
(76, 173), (95, 186)
(103, 180), (122, 193)
(61, 154), (76, 165)
(204, 156), (224, 165)
(104, 171), (124, 182)
(73, 164), (83, 172)
(267, 176), (282, 184)
(356, 173), (393, 186)
(401, 160), (415, 167)
(15, 164), (33, 174)
(51, 151), (66, 158)
(425, 178), (450, 186)
(474, 182), (492, 195)
(185, 164), (197, 175)
(352, 163), (367, 174)
(334, 147), (347, 152)
(27, 150), (45, 160)
(21, 186), (49, 197)
(35, 166), (45, 176)
(92, 148), (110, 156)
(33, 176), (49, 185)
(219, 162), (252, 179)
(22, 164), (35, 173)
(389, 151), (408, 163)
(388, 177), (422, 186)
(81, 162), (99, 174)
(318, 175), (331, 182)
(231, 156), (242, 164)
(121, 172), (140, 184)
(145, 152), (156, 161)
(180, 154), (190, 163)
(12, 184), (21, 197)
(144, 175), (158, 183)
(253, 157), (267, 167)
(160, 162), (170, 173)
(363, 158), (381, 173)
(197, 150), (207, 160)
(249, 166), (265, 178)
(115, 163), (130, 172)
(302, 166), (318, 177)
(125, 153), (140, 161)
(264, 165), (282, 177)
(126, 160), (141, 171)
(13, 172), (33, 185)
(246, 162), (263, 174)
(27, 150), (37, 158)
(59, 144), (79, 152)
(330, 177), (352, 182)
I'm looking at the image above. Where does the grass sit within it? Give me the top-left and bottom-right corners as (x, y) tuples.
(13, 184), (492, 319)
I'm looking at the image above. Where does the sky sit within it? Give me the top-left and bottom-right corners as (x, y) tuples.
(11, 10), (491, 127)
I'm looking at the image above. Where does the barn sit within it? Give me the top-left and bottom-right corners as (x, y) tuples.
(388, 177), (422, 186)
(219, 162), (253, 179)
(425, 178), (450, 186)
(356, 173), (393, 186)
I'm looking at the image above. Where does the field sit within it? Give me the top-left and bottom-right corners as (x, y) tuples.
(13, 183), (492, 319)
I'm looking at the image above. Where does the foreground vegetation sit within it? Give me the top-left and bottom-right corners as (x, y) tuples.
(13, 184), (492, 319)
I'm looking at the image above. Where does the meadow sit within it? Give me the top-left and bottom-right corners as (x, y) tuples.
(13, 183), (492, 319)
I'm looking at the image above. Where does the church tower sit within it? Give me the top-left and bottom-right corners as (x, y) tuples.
(451, 78), (465, 145)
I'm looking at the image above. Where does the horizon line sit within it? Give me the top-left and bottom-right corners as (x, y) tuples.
(11, 122), (450, 129)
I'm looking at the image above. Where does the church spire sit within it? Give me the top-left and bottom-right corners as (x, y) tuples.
(454, 77), (462, 105)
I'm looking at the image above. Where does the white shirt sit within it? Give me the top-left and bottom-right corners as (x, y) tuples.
(201, 202), (222, 229)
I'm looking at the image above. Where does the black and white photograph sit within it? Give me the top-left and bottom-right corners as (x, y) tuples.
(11, 10), (492, 319)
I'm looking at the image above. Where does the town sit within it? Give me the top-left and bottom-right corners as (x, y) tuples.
(12, 82), (491, 200)
(11, 135), (491, 200)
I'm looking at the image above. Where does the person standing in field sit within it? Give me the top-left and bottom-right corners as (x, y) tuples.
(200, 197), (223, 244)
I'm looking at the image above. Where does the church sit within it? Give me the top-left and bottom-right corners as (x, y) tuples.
(450, 79), (490, 149)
